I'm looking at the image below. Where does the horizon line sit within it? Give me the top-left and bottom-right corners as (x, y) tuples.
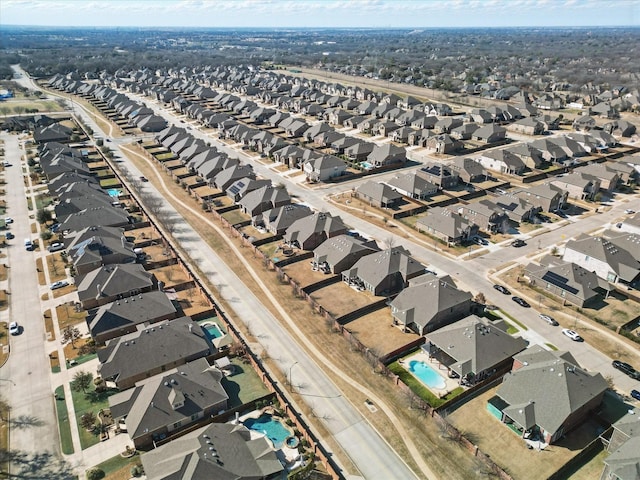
(2, 24), (639, 29)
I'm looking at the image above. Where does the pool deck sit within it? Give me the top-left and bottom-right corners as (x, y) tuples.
(400, 351), (461, 394)
(237, 410), (300, 464)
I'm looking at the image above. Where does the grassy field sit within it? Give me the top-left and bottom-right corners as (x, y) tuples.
(70, 381), (118, 450)
(54, 385), (74, 454)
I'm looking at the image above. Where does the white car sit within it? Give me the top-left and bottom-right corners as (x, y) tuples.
(539, 314), (559, 326)
(4, 217), (13, 224)
(625, 209), (636, 214)
(50, 280), (69, 290)
(48, 242), (65, 253)
(9, 321), (19, 335)
(562, 328), (583, 342)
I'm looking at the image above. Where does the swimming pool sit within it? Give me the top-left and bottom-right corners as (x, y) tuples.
(408, 360), (446, 390)
(360, 161), (374, 170)
(107, 188), (122, 197)
(202, 322), (224, 340)
(243, 414), (292, 449)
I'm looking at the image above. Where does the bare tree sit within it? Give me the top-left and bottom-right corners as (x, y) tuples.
(61, 325), (81, 349)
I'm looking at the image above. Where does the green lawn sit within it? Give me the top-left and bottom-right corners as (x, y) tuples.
(221, 357), (270, 407)
(387, 360), (463, 408)
(34, 193), (55, 211)
(54, 385), (74, 454)
(99, 178), (122, 188)
(71, 382), (119, 450)
(91, 452), (142, 479)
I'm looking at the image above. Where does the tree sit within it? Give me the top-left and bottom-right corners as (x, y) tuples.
(80, 411), (97, 431)
(474, 292), (486, 305)
(61, 325), (81, 349)
(72, 370), (93, 394)
(0, 394), (11, 422)
(0, 106), (10, 117)
(86, 467), (105, 480)
(36, 208), (52, 224)
(13, 105), (25, 117)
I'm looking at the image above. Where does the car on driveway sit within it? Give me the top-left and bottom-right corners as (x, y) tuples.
(512, 296), (530, 307)
(5, 232), (14, 239)
(48, 242), (65, 252)
(4, 217), (13, 224)
(631, 389), (640, 401)
(511, 239), (526, 248)
(562, 328), (583, 342)
(493, 284), (510, 295)
(612, 360), (640, 379)
(9, 321), (19, 335)
(50, 280), (69, 290)
(539, 314), (559, 326)
(473, 236), (489, 246)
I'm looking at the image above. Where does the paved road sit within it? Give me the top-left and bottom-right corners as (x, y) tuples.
(0, 132), (60, 467)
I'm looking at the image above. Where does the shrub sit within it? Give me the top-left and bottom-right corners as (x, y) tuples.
(86, 468), (105, 480)
(130, 464), (143, 477)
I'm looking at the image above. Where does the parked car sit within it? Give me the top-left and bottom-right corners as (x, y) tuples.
(5, 232), (14, 239)
(49, 223), (61, 233)
(562, 328), (583, 342)
(631, 389), (640, 401)
(9, 321), (19, 335)
(511, 239), (526, 248)
(624, 209), (635, 214)
(473, 236), (489, 246)
(484, 305), (499, 311)
(4, 217), (13, 224)
(139, 176), (148, 182)
(50, 280), (69, 290)
(2, 161), (11, 167)
(493, 284), (510, 295)
(48, 242), (65, 253)
(612, 360), (640, 379)
(539, 314), (559, 326)
(512, 296), (530, 308)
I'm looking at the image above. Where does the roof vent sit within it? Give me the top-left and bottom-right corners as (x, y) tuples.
(164, 382), (169, 386)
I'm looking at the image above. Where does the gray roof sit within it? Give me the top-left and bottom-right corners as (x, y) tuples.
(60, 205), (131, 233)
(141, 421), (283, 480)
(416, 207), (476, 239)
(386, 173), (437, 196)
(526, 255), (608, 301)
(497, 345), (607, 435)
(76, 263), (154, 304)
(389, 275), (472, 330)
(346, 246), (426, 287)
(97, 317), (211, 385)
(109, 357), (228, 440)
(356, 181), (403, 204)
(258, 203), (313, 233)
(68, 232), (137, 270)
(425, 315), (527, 376)
(313, 234), (379, 270)
(604, 436), (640, 480)
(283, 211), (347, 248)
(564, 234), (640, 282)
(89, 291), (177, 338)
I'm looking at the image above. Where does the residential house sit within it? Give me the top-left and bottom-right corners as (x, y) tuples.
(477, 149), (526, 175)
(355, 181), (403, 208)
(525, 255), (609, 307)
(313, 234), (379, 274)
(425, 134), (462, 154)
(67, 229), (138, 275)
(616, 212), (640, 236)
(342, 246), (426, 296)
(573, 115), (597, 132)
(389, 275), (474, 334)
(549, 136), (587, 159)
(283, 212), (347, 250)
(140, 422), (284, 480)
(33, 123), (74, 144)
(237, 185), (291, 217)
(367, 143), (406, 167)
(562, 233), (640, 285)
(450, 157), (487, 183)
(505, 143), (545, 169)
(450, 123), (480, 141)
(514, 183), (568, 212)
(416, 207), (479, 245)
(344, 141), (375, 162)
(303, 155), (347, 182)
(491, 195), (541, 223)
(603, 119), (636, 137)
(573, 164), (620, 192)
(434, 117), (463, 134)
(473, 124), (507, 144)
(423, 315), (527, 384)
(417, 163), (460, 189)
(549, 172), (601, 200)
(97, 317), (212, 390)
(226, 178), (271, 203)
(508, 117), (545, 136)
(459, 200), (510, 233)
(88, 290), (179, 344)
(109, 357), (228, 449)
(386, 173), (438, 200)
(76, 263), (156, 310)
(600, 408), (640, 480)
(489, 345), (607, 444)
(213, 164), (255, 191)
(255, 204), (313, 235)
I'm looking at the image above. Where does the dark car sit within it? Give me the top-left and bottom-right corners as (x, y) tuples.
(512, 296), (530, 308)
(631, 389), (640, 401)
(612, 360), (640, 379)
(473, 236), (489, 246)
(511, 239), (526, 248)
(493, 284), (510, 295)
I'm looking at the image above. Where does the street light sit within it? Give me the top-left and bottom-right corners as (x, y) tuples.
(288, 361), (299, 389)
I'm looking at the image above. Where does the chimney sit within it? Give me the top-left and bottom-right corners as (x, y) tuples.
(188, 324), (193, 333)
(95, 283), (102, 300)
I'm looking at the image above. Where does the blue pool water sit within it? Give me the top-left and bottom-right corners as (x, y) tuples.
(408, 360), (446, 389)
(107, 188), (122, 197)
(243, 414), (292, 449)
(360, 161), (374, 170)
(203, 323), (224, 339)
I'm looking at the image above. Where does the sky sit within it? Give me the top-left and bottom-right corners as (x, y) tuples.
(1, 0), (639, 28)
